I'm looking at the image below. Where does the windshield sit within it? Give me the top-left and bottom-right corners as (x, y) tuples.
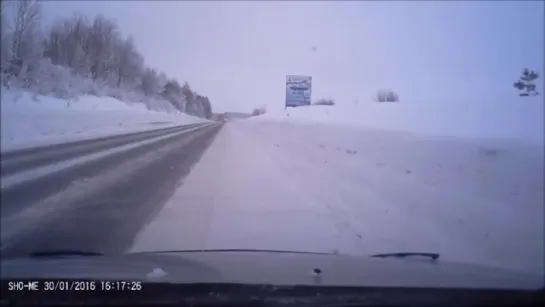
(0, 0), (543, 284)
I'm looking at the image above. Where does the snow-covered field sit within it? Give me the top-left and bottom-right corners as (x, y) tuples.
(0, 90), (209, 151)
(131, 118), (544, 275)
(250, 99), (544, 145)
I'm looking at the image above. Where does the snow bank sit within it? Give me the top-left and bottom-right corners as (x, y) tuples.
(0, 89), (209, 151)
(249, 98), (544, 145)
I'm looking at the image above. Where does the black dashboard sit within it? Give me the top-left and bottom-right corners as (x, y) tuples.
(2, 280), (544, 306)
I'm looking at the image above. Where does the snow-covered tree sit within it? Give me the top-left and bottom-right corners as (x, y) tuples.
(140, 67), (160, 96)
(112, 35), (143, 88)
(193, 95), (208, 118)
(157, 71), (168, 88)
(161, 79), (186, 111)
(201, 96), (213, 119)
(2, 8), (214, 118)
(181, 81), (195, 113)
(43, 14), (91, 76)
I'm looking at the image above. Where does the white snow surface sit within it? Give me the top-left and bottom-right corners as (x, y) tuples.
(131, 120), (544, 275)
(0, 89), (209, 151)
(249, 99), (544, 145)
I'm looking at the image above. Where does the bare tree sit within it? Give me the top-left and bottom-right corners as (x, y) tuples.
(43, 14), (90, 75)
(87, 14), (119, 81)
(113, 36), (143, 88)
(1, 0), (11, 72)
(11, 0), (42, 65)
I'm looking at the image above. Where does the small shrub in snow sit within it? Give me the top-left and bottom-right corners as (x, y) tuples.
(30, 59), (74, 99)
(252, 106), (267, 116)
(479, 147), (501, 158)
(376, 90), (399, 103)
(313, 98), (335, 106)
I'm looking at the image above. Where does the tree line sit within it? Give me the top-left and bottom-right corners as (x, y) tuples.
(1, 0), (212, 119)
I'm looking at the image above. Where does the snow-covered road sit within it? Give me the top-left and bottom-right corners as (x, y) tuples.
(1, 123), (222, 255)
(131, 120), (544, 274)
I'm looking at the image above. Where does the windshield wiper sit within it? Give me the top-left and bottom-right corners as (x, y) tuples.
(370, 252), (439, 260)
(132, 249), (336, 255)
(30, 250), (104, 258)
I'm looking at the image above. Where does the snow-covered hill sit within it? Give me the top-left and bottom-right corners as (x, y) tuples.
(0, 88), (209, 151)
(1, 2), (215, 153)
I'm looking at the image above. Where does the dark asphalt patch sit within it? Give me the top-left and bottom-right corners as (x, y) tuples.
(1, 125), (210, 218)
(1, 124), (222, 257)
(1, 123), (206, 176)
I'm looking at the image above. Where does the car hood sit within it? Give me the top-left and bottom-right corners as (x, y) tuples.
(1, 251), (543, 290)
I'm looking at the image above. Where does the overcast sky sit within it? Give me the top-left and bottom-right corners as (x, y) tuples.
(40, 0), (543, 115)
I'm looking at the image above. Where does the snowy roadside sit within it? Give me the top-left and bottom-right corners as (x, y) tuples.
(132, 120), (544, 274)
(248, 99), (544, 146)
(0, 90), (210, 152)
(244, 102), (543, 273)
(249, 121), (544, 273)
